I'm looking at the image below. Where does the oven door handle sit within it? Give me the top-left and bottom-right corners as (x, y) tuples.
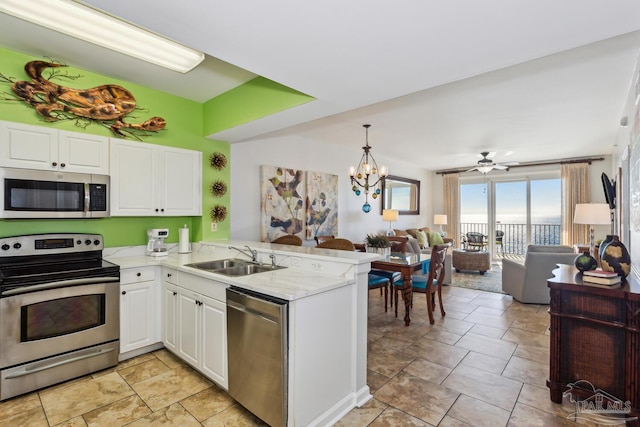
(1, 277), (119, 296)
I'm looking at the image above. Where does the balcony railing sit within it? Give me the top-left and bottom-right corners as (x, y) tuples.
(460, 222), (561, 255)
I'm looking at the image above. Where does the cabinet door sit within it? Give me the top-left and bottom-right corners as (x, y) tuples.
(160, 147), (202, 216)
(200, 295), (227, 388)
(0, 121), (58, 170)
(109, 139), (158, 215)
(162, 281), (179, 352)
(59, 130), (109, 174)
(120, 281), (156, 354)
(177, 289), (200, 367)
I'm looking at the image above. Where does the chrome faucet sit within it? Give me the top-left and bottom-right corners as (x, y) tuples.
(269, 253), (276, 269)
(229, 245), (258, 263)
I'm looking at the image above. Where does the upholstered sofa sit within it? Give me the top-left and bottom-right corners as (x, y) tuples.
(501, 245), (577, 304)
(395, 228), (453, 285)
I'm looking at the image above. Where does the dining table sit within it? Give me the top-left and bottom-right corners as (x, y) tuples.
(370, 252), (426, 326)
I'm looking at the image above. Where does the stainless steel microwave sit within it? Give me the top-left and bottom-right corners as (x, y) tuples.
(0, 168), (109, 218)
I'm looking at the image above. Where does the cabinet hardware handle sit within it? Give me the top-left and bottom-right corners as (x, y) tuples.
(167, 273), (172, 277)
(122, 291), (126, 295)
(60, 163), (66, 167)
(52, 162), (57, 167)
(173, 291), (177, 296)
(155, 208), (159, 212)
(161, 208), (165, 212)
(136, 272), (141, 277)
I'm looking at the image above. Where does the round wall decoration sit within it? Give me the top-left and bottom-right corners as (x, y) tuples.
(209, 152), (227, 170)
(210, 204), (228, 222)
(210, 180), (227, 197)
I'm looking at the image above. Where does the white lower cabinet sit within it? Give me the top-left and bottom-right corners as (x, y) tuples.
(161, 268), (178, 353)
(119, 266), (159, 354)
(162, 272), (228, 389)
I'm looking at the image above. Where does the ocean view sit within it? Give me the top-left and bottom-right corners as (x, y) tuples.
(460, 215), (562, 254)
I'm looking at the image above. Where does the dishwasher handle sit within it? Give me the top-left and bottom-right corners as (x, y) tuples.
(227, 298), (280, 324)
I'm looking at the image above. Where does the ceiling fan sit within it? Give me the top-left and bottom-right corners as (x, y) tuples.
(466, 151), (518, 174)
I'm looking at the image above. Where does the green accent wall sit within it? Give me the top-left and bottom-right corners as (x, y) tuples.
(202, 76), (314, 136)
(0, 47), (310, 247)
(0, 47), (228, 246)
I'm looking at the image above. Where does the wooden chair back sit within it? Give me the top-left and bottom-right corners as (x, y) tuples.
(315, 238), (355, 251)
(387, 236), (408, 253)
(271, 235), (303, 246)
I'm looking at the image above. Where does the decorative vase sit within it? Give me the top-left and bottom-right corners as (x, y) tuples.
(598, 234), (614, 260)
(574, 251), (597, 272)
(601, 235), (631, 277)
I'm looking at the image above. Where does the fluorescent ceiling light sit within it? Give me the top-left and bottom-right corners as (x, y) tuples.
(0, 0), (205, 73)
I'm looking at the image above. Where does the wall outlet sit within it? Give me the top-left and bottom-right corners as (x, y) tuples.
(210, 223), (217, 232)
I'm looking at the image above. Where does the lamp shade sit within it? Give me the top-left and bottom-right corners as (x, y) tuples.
(382, 209), (399, 222)
(434, 214), (447, 225)
(573, 203), (610, 225)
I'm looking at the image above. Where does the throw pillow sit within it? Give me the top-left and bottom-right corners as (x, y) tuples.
(416, 230), (428, 247)
(406, 236), (421, 254)
(394, 229), (409, 237)
(428, 231), (444, 246)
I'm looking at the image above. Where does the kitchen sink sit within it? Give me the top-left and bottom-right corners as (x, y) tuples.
(185, 259), (285, 276)
(213, 264), (286, 276)
(186, 259), (252, 271)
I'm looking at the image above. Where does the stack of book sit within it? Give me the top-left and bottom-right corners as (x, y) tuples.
(582, 270), (622, 288)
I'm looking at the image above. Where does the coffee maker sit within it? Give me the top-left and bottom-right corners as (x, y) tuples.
(146, 228), (169, 257)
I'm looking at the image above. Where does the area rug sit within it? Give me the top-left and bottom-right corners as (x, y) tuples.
(449, 262), (504, 294)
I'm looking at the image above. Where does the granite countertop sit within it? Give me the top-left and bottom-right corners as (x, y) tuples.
(106, 240), (378, 301)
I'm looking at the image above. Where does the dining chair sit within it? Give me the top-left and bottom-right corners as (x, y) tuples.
(315, 238), (355, 251)
(387, 235), (408, 253)
(392, 244), (448, 323)
(368, 274), (391, 312)
(271, 235), (303, 246)
(314, 235), (335, 245)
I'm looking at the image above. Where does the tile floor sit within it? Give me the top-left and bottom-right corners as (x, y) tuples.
(0, 284), (600, 426)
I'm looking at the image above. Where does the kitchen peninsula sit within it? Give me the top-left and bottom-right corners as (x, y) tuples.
(106, 240), (378, 427)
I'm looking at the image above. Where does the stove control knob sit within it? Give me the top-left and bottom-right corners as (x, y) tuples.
(1, 244), (9, 251)
(76, 240), (82, 245)
(13, 243), (21, 249)
(85, 239), (92, 245)
(93, 239), (100, 246)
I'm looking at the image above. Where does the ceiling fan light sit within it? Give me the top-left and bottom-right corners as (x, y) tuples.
(477, 165), (493, 174)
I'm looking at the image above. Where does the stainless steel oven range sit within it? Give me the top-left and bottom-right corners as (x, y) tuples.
(0, 233), (120, 401)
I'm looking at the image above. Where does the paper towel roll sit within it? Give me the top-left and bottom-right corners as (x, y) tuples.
(178, 225), (191, 253)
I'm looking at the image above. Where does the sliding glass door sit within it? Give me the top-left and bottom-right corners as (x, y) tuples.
(461, 175), (561, 257)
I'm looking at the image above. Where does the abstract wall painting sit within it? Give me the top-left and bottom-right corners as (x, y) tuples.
(306, 170), (338, 240)
(260, 165), (338, 242)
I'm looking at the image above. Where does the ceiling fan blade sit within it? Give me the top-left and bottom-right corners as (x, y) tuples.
(502, 161), (519, 166)
(493, 164), (509, 170)
(465, 166), (479, 173)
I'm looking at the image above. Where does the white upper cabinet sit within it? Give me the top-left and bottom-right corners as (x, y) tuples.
(0, 120), (109, 174)
(110, 139), (202, 216)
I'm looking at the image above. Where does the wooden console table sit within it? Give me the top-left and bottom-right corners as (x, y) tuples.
(547, 264), (640, 420)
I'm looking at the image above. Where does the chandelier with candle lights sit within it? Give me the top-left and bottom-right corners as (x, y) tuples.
(349, 124), (388, 213)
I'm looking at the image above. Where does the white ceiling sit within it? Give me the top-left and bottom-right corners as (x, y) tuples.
(2, 1), (640, 171)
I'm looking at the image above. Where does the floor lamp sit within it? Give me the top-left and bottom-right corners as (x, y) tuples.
(382, 209), (399, 236)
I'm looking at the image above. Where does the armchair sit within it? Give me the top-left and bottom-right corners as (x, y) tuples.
(501, 245), (577, 304)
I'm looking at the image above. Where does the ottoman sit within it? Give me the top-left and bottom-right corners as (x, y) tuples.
(453, 249), (491, 275)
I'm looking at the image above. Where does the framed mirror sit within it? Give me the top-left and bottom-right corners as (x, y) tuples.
(381, 175), (420, 215)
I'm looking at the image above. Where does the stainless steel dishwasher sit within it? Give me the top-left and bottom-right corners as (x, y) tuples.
(226, 287), (288, 427)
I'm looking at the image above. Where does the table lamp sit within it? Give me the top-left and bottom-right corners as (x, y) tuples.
(382, 209), (399, 236)
(434, 214), (447, 237)
(573, 203), (611, 270)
